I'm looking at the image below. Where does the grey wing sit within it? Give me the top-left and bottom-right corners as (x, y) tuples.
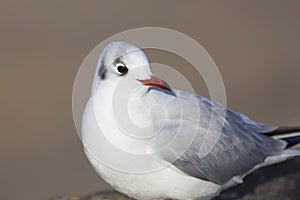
(153, 90), (286, 185)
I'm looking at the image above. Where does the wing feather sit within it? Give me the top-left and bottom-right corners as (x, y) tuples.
(151, 89), (286, 185)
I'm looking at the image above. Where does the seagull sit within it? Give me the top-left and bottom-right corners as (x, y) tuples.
(81, 41), (300, 200)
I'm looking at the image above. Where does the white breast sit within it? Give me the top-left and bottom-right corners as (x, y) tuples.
(84, 148), (222, 200)
(81, 93), (223, 200)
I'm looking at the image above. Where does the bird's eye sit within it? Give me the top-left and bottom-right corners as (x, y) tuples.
(116, 63), (128, 75)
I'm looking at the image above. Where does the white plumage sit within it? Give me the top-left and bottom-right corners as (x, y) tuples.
(81, 41), (300, 200)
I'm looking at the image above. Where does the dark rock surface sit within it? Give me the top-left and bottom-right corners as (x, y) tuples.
(216, 157), (300, 200)
(52, 157), (300, 200)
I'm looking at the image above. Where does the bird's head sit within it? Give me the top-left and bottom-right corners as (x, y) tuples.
(92, 41), (173, 95)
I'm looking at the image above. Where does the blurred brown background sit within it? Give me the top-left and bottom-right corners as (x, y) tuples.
(1, 1), (300, 200)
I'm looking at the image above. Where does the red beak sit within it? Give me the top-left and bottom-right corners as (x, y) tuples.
(138, 76), (173, 93)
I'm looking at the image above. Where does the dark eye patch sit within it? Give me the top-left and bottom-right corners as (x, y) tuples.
(98, 60), (106, 80)
(114, 56), (128, 76)
(113, 57), (123, 65)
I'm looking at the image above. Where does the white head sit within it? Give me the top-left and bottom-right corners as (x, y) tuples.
(91, 41), (173, 95)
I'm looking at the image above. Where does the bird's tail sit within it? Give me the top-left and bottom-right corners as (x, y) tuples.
(264, 126), (300, 148)
(251, 126), (300, 172)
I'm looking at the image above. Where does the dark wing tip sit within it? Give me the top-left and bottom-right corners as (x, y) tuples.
(263, 126), (300, 137)
(281, 135), (300, 148)
(264, 126), (300, 148)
